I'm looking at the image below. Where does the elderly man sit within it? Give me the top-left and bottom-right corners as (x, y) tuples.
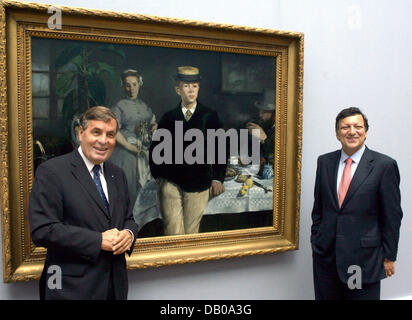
(29, 106), (138, 300)
(149, 66), (226, 235)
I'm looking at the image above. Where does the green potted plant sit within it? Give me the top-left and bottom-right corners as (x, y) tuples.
(55, 42), (125, 145)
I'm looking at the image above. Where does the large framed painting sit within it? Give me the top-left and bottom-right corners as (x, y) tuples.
(0, 1), (304, 282)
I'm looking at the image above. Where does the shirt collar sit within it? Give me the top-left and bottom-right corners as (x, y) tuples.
(182, 102), (197, 115)
(340, 144), (366, 164)
(78, 146), (104, 174)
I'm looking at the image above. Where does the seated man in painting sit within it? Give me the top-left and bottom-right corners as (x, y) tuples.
(245, 88), (275, 178)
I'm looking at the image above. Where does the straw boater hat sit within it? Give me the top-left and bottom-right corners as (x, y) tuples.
(254, 88), (275, 111)
(174, 66), (202, 82)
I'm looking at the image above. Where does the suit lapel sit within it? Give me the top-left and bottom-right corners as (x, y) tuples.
(70, 150), (111, 221)
(191, 103), (205, 121)
(340, 147), (374, 209)
(172, 104), (185, 121)
(103, 162), (117, 219)
(328, 150), (341, 210)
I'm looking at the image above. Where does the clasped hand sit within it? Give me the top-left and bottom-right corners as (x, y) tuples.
(101, 228), (133, 255)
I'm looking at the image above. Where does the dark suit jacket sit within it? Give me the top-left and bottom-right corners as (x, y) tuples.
(29, 150), (139, 300)
(311, 146), (403, 284)
(149, 102), (227, 192)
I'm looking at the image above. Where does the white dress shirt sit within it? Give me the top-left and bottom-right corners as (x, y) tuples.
(78, 147), (134, 240)
(182, 102), (197, 118)
(336, 144), (366, 194)
(78, 146), (109, 201)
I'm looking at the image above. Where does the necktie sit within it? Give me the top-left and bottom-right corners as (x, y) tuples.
(338, 158), (352, 208)
(92, 165), (110, 213)
(185, 109), (193, 121)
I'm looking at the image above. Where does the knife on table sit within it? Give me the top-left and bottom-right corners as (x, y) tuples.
(252, 180), (272, 193)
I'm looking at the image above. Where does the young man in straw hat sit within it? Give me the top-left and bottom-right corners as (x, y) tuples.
(149, 66), (226, 235)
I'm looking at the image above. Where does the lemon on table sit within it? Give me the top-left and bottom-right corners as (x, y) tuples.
(245, 178), (254, 188)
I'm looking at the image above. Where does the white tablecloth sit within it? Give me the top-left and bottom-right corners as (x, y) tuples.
(132, 174), (274, 231)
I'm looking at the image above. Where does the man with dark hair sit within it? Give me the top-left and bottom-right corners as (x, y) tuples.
(29, 106), (138, 300)
(334, 107), (369, 132)
(149, 66), (226, 235)
(310, 107), (403, 300)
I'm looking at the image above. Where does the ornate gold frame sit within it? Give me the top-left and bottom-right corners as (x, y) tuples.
(0, 1), (304, 282)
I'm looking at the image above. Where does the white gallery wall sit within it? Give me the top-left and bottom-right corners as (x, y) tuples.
(1, 0), (411, 299)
